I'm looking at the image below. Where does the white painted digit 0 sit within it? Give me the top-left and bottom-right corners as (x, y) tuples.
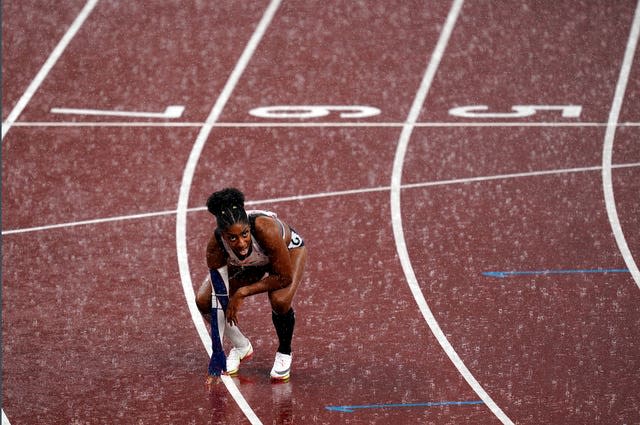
(249, 105), (381, 119)
(448, 104), (582, 118)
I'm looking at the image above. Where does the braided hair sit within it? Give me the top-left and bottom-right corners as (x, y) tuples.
(206, 187), (249, 230)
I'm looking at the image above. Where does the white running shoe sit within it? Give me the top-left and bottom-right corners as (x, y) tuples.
(226, 342), (253, 375)
(270, 352), (292, 381)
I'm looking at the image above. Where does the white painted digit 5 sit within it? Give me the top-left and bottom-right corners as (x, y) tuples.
(249, 105), (381, 119)
(448, 104), (582, 118)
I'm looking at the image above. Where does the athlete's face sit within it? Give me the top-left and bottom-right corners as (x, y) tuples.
(223, 222), (252, 258)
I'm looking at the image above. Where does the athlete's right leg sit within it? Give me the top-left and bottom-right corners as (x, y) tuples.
(197, 272), (252, 376)
(224, 323), (253, 375)
(195, 277), (212, 316)
(223, 268), (265, 374)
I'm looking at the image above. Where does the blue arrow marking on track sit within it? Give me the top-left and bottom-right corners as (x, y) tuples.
(325, 400), (484, 413)
(483, 269), (630, 278)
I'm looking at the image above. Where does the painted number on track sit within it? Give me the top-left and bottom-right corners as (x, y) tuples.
(448, 104), (582, 119)
(249, 105), (381, 119)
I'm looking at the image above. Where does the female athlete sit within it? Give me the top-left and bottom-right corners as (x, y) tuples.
(196, 187), (307, 383)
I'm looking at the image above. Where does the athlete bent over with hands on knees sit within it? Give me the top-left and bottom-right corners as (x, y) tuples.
(196, 188), (306, 385)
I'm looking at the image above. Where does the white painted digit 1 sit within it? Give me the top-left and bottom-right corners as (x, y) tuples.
(249, 105), (381, 119)
(448, 105), (582, 118)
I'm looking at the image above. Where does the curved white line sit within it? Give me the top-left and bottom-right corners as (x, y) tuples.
(175, 1), (281, 423)
(1, 0), (100, 141)
(602, 0), (640, 290)
(2, 409), (11, 425)
(389, 0), (513, 423)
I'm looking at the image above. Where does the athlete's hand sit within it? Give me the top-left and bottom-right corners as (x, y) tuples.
(205, 373), (222, 389)
(226, 292), (245, 325)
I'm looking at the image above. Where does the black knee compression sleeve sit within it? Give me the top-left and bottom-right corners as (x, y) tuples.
(272, 308), (295, 355)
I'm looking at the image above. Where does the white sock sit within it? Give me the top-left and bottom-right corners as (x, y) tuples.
(225, 322), (250, 349)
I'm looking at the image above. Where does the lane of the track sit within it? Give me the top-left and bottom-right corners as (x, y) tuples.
(402, 173), (640, 424)
(399, 0), (640, 423)
(419, 0), (638, 124)
(1, 0), (87, 120)
(218, 0), (452, 124)
(14, 1), (270, 123)
(187, 127), (398, 204)
(1, 127), (197, 230)
(182, 1), (506, 422)
(402, 127), (614, 183)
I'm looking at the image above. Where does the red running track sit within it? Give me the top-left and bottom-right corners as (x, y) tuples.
(3, 1), (639, 424)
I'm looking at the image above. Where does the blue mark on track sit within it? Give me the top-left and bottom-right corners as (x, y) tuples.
(325, 400), (484, 413)
(483, 269), (630, 278)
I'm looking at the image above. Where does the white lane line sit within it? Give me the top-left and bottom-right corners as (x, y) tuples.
(401, 163), (640, 190)
(602, 0), (640, 290)
(1, 209), (180, 235)
(1, 0), (100, 141)
(175, 1), (281, 424)
(2, 409), (11, 425)
(389, 0), (514, 424)
(6, 120), (640, 128)
(3, 162), (639, 236)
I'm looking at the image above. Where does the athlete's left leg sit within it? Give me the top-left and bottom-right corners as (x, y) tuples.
(268, 246), (306, 380)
